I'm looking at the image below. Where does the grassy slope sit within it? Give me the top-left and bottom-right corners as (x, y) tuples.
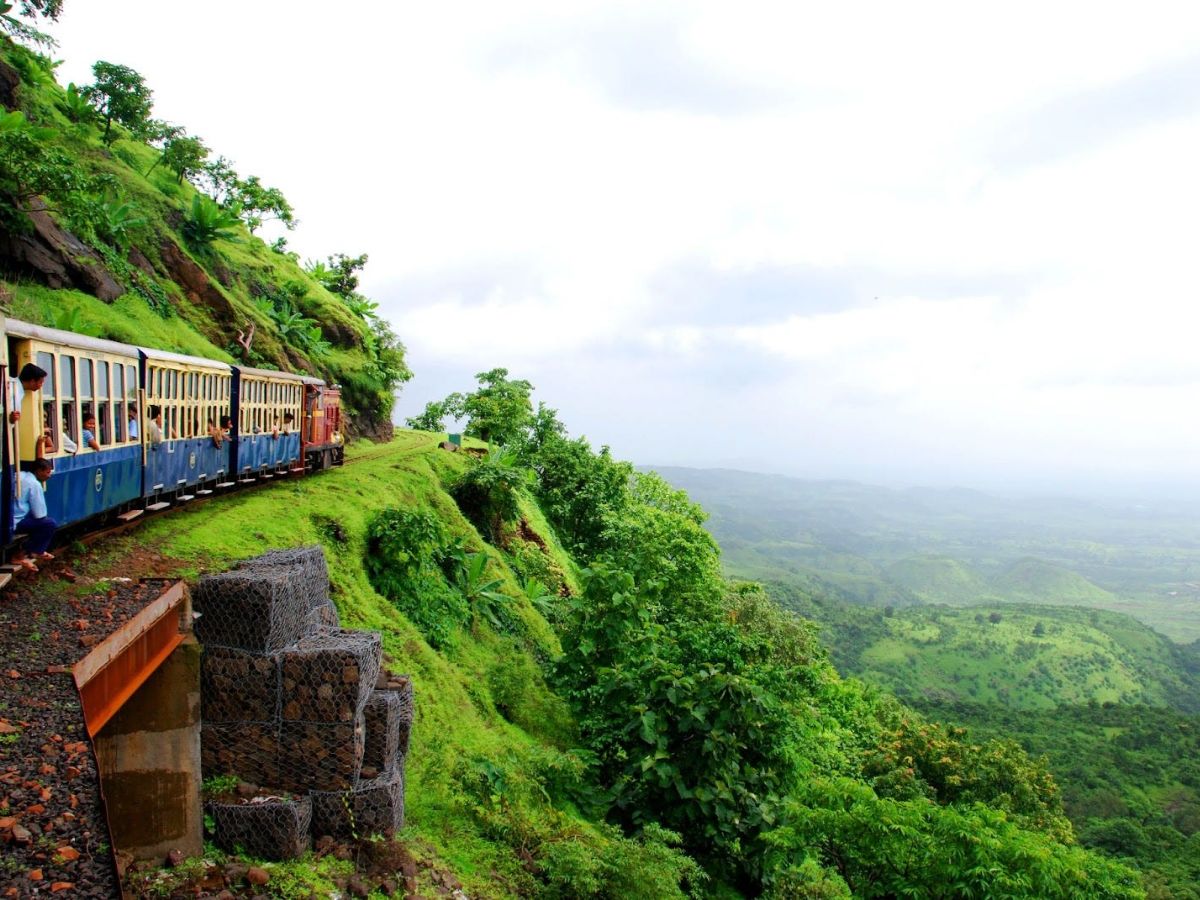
(0, 40), (390, 423)
(885, 554), (1000, 606)
(81, 433), (588, 896)
(854, 604), (1197, 711)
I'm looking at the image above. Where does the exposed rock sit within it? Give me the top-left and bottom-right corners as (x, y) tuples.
(246, 866), (270, 886)
(158, 238), (240, 329)
(346, 411), (394, 443)
(0, 201), (123, 301)
(0, 59), (19, 110)
(212, 261), (236, 287)
(127, 245), (157, 277)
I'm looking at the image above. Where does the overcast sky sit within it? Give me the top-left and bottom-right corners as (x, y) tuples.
(43, 2), (1200, 493)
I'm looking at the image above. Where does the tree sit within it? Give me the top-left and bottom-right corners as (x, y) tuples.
(405, 395), (463, 433)
(307, 252), (368, 298)
(461, 368), (534, 445)
(147, 126), (209, 184)
(83, 61), (154, 145)
(0, 0), (63, 45)
(1033, 621), (1047, 637)
(231, 175), (295, 233)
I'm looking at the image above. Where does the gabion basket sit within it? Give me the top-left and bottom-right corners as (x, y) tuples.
(209, 795), (312, 860)
(194, 569), (310, 653)
(309, 768), (405, 840)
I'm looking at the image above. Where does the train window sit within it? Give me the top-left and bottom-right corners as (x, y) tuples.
(80, 358), (93, 402)
(96, 361), (110, 446)
(127, 364), (137, 399)
(37, 351), (58, 452)
(58, 355), (77, 448)
(115, 395), (125, 443)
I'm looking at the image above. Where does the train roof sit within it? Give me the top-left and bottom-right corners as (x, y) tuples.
(5, 318), (140, 359)
(298, 375), (326, 386)
(139, 346), (232, 371)
(234, 365), (311, 383)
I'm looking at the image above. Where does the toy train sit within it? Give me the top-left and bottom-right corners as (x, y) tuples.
(1, 316), (344, 550)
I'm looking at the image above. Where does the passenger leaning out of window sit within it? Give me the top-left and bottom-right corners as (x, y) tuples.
(12, 457), (56, 573)
(7, 363), (46, 424)
(128, 403), (140, 440)
(81, 414), (101, 452)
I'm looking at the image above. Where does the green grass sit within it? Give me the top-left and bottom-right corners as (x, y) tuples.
(852, 604), (1198, 711)
(77, 431), (679, 897)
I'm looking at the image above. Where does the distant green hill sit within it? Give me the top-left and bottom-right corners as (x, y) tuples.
(851, 604), (1200, 712)
(885, 554), (998, 605)
(992, 558), (1118, 607)
(656, 465), (1200, 642)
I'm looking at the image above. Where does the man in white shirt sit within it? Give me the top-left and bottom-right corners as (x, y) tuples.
(12, 458), (56, 571)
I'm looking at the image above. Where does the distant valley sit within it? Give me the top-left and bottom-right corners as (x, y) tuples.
(655, 466), (1200, 644)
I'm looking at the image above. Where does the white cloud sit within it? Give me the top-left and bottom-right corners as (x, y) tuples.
(42, 1), (1200, 490)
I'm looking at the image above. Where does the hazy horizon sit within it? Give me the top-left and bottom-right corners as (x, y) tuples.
(44, 2), (1200, 495)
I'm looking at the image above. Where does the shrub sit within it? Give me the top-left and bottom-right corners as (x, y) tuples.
(181, 193), (241, 249)
(365, 508), (467, 648)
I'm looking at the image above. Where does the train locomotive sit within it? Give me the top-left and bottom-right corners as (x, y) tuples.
(1, 316), (344, 553)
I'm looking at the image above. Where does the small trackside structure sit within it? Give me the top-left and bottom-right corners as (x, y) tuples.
(194, 545), (412, 859)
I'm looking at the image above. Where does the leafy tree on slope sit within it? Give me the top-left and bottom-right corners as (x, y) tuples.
(83, 61), (154, 145)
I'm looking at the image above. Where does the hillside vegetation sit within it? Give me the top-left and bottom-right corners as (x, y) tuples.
(0, 37), (409, 435)
(55, 418), (1140, 898)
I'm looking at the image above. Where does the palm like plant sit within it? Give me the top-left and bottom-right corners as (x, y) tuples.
(181, 194), (241, 248)
(451, 550), (512, 631)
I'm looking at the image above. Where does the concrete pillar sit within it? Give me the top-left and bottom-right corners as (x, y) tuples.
(92, 637), (203, 861)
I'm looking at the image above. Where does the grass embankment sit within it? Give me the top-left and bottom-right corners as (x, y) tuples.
(83, 433), (599, 896)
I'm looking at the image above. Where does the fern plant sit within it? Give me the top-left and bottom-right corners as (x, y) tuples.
(61, 82), (95, 125)
(181, 194), (241, 248)
(95, 193), (146, 248)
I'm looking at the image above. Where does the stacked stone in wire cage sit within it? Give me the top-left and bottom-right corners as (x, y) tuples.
(198, 546), (410, 855)
(276, 628), (382, 792)
(209, 795), (312, 861)
(236, 544), (340, 632)
(311, 676), (413, 839)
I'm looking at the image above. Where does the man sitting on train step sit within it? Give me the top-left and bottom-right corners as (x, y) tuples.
(7, 363), (46, 424)
(11, 458), (56, 572)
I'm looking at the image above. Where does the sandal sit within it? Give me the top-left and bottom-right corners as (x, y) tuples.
(16, 558), (38, 573)
(34, 552), (54, 562)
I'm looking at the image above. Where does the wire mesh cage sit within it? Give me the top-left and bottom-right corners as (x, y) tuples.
(193, 569), (310, 653)
(277, 715), (366, 792)
(200, 646), (281, 723)
(236, 545), (339, 630)
(309, 768), (405, 840)
(280, 629), (382, 724)
(209, 795), (312, 861)
(201, 721), (282, 788)
(198, 546), (411, 836)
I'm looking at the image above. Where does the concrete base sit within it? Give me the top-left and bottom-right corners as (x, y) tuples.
(93, 637), (203, 862)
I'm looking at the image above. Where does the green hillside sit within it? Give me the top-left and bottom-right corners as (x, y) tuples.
(0, 38), (408, 435)
(885, 554), (998, 605)
(813, 601), (1199, 712)
(992, 557), (1119, 607)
